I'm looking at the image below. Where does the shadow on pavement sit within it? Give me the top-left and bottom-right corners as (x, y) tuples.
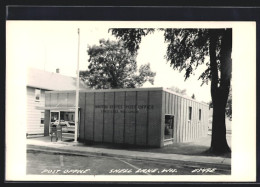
(27, 134), (231, 158)
(81, 134), (231, 158)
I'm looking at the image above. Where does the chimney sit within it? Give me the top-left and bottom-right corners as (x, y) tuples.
(56, 68), (60, 73)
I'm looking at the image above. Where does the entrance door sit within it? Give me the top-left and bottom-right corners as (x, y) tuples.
(50, 111), (60, 124)
(49, 110), (77, 141)
(164, 115), (174, 140)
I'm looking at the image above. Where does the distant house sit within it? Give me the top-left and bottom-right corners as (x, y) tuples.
(26, 68), (88, 136)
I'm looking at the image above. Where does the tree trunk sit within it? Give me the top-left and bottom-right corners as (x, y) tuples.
(210, 90), (231, 153)
(209, 29), (232, 154)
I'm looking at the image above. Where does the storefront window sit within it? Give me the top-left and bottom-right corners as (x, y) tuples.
(189, 106), (192, 120)
(164, 115), (174, 140)
(51, 112), (59, 122)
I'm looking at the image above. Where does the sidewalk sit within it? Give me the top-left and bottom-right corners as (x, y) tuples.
(27, 135), (231, 166)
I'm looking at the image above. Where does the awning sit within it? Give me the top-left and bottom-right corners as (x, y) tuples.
(35, 106), (80, 111)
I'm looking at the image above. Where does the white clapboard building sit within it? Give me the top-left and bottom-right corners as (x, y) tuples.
(26, 68), (87, 136)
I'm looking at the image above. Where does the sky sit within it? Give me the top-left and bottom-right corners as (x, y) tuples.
(7, 21), (214, 102)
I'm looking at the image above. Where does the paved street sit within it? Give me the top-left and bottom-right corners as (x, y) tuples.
(27, 150), (231, 175)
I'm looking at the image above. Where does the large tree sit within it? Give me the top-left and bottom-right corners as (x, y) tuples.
(110, 28), (232, 154)
(80, 39), (156, 89)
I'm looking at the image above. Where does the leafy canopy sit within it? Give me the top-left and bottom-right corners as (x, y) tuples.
(80, 39), (156, 89)
(111, 28), (227, 86)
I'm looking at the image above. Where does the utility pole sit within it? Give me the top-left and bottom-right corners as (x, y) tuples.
(74, 28), (80, 142)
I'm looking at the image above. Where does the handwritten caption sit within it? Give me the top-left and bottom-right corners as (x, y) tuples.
(40, 168), (217, 175)
(41, 169), (90, 174)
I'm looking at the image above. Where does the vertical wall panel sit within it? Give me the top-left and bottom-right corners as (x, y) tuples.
(180, 97), (184, 142)
(147, 91), (162, 146)
(79, 92), (85, 140)
(172, 95), (176, 142)
(103, 92), (114, 143)
(186, 99), (190, 142)
(114, 92), (125, 144)
(194, 102), (197, 140)
(169, 93), (172, 112)
(67, 92), (76, 107)
(173, 95), (178, 142)
(175, 96), (179, 142)
(197, 103), (200, 139)
(177, 96), (181, 142)
(190, 101), (194, 141)
(187, 100), (191, 142)
(192, 100), (195, 140)
(44, 110), (50, 136)
(169, 93), (174, 139)
(200, 104), (202, 136)
(179, 97), (183, 142)
(161, 91), (166, 145)
(136, 91), (148, 146)
(185, 99), (189, 142)
(198, 104), (201, 138)
(94, 92), (104, 142)
(50, 93), (58, 107)
(165, 92), (169, 114)
(202, 104), (204, 136)
(182, 99), (186, 142)
(45, 93), (51, 107)
(204, 105), (207, 135)
(203, 105), (206, 136)
(195, 102), (198, 140)
(184, 99), (188, 142)
(182, 98), (186, 142)
(169, 93), (173, 114)
(202, 105), (205, 136)
(85, 92), (95, 141)
(171, 94), (175, 114)
(124, 91), (136, 145)
(202, 104), (205, 136)
(58, 93), (68, 107)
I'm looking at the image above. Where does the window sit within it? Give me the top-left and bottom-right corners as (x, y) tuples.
(189, 106), (192, 120)
(35, 89), (41, 102)
(164, 115), (174, 139)
(199, 109), (202, 121)
(41, 112), (44, 124)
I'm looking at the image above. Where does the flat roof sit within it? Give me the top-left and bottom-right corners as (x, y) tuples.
(46, 87), (209, 106)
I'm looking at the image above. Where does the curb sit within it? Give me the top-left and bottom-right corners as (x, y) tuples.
(27, 144), (231, 168)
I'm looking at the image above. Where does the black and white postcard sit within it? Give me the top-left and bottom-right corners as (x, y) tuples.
(6, 18), (256, 182)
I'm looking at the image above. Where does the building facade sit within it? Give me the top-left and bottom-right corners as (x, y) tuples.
(44, 87), (209, 147)
(26, 68), (87, 136)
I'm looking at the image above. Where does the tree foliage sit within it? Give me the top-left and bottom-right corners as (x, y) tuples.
(110, 29), (155, 55)
(80, 39), (156, 89)
(111, 28), (232, 154)
(111, 29), (231, 85)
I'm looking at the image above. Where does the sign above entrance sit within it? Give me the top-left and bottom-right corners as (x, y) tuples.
(95, 104), (154, 113)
